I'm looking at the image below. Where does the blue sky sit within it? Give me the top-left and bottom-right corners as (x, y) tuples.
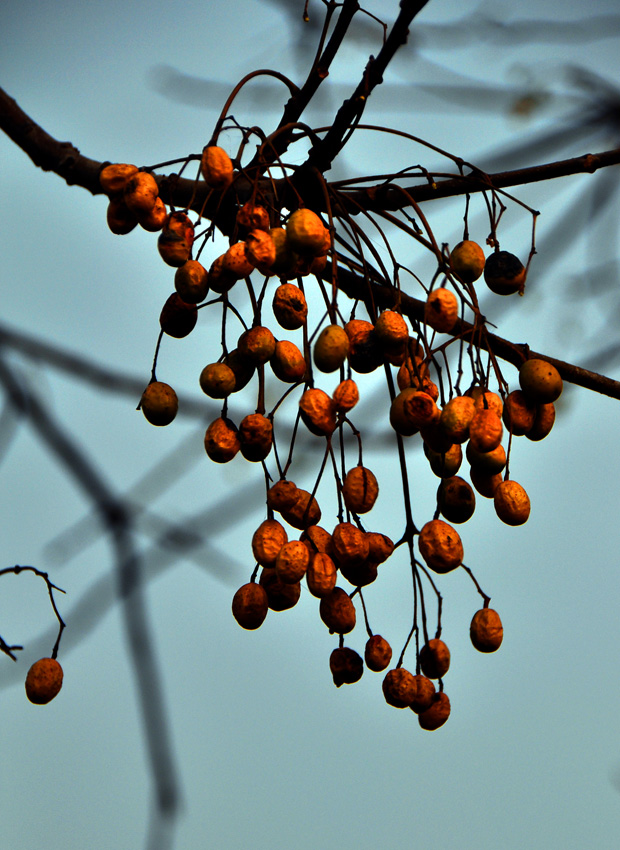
(2, 1), (620, 849)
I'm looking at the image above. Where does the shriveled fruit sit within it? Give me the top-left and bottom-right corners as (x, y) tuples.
(313, 324), (350, 373)
(403, 391), (439, 430)
(270, 340), (307, 383)
(319, 587), (356, 634)
(419, 638), (450, 679)
(159, 292), (198, 338)
(175, 260), (209, 304)
(238, 326), (276, 365)
(437, 476), (476, 524)
(275, 540), (310, 584)
(244, 229), (276, 270)
(25, 658), (63, 705)
(272, 283), (308, 330)
(299, 388), (337, 437)
(199, 362), (236, 398)
(201, 145), (233, 191)
(232, 582), (268, 630)
(236, 201), (270, 232)
(332, 379), (359, 413)
(484, 250), (526, 295)
(418, 519), (463, 573)
(364, 635), (392, 672)
(99, 162), (138, 195)
(494, 479), (530, 525)
(267, 480), (299, 513)
(339, 559), (378, 588)
(208, 255), (237, 293)
(468, 407), (503, 453)
(366, 532), (394, 564)
(390, 389), (421, 437)
(268, 228), (300, 278)
(286, 208), (328, 257)
(239, 413), (273, 462)
(280, 489), (321, 529)
(140, 381), (178, 426)
(124, 171), (159, 215)
(418, 691), (451, 730)
(330, 648), (364, 687)
(519, 359), (563, 404)
(342, 466), (379, 514)
(449, 240), (485, 283)
(251, 519), (288, 568)
(503, 390), (537, 436)
(425, 287), (459, 333)
(344, 319), (382, 374)
(306, 552), (337, 598)
(470, 608), (503, 652)
(374, 310), (409, 353)
(439, 395), (475, 443)
(259, 569), (301, 611)
(382, 667), (416, 708)
(223, 241), (254, 279)
(331, 522), (369, 568)
(300, 525), (333, 556)
(204, 417), (240, 463)
(409, 675), (436, 714)
(469, 387), (503, 418)
(158, 212), (194, 267)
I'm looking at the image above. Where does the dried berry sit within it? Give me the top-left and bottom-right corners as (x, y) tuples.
(449, 240), (485, 282)
(330, 647), (364, 687)
(418, 691), (451, 730)
(140, 381), (178, 427)
(494, 479), (530, 525)
(382, 667), (416, 708)
(342, 466), (379, 514)
(470, 608), (504, 652)
(364, 635), (393, 672)
(418, 520), (463, 573)
(232, 582), (268, 630)
(319, 587), (356, 634)
(419, 638), (451, 679)
(25, 658), (63, 705)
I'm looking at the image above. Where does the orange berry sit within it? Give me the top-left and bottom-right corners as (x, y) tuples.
(342, 466), (379, 515)
(419, 638), (451, 679)
(232, 582), (268, 629)
(418, 691), (451, 730)
(25, 658), (63, 705)
(494, 479), (530, 525)
(330, 647), (364, 687)
(449, 240), (485, 282)
(201, 145), (233, 191)
(470, 608), (504, 652)
(418, 519), (463, 573)
(140, 381), (178, 426)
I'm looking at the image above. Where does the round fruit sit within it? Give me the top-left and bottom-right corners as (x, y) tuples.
(159, 293), (198, 338)
(175, 260), (209, 304)
(374, 310), (409, 353)
(204, 417), (240, 463)
(408, 675), (436, 714)
(251, 519), (288, 568)
(344, 320), (382, 374)
(519, 359), (563, 404)
(470, 608), (503, 652)
(332, 379), (359, 413)
(366, 532), (394, 564)
(238, 326), (276, 365)
(364, 635), (393, 672)
(270, 340), (307, 383)
(223, 242), (254, 279)
(201, 145), (234, 191)
(424, 442), (463, 478)
(280, 489), (321, 529)
(158, 213), (194, 267)
(449, 240), (485, 282)
(272, 283), (308, 330)
(403, 391), (439, 430)
(140, 381), (178, 426)
(331, 522), (369, 568)
(299, 388), (337, 437)
(418, 519), (463, 573)
(137, 196), (167, 232)
(494, 479), (531, 525)
(526, 403), (556, 441)
(306, 552), (338, 598)
(484, 250), (526, 295)
(319, 587), (356, 634)
(106, 199), (138, 235)
(236, 201), (270, 232)
(382, 667), (416, 708)
(232, 582), (268, 629)
(313, 325), (350, 373)
(470, 467), (502, 498)
(419, 638), (451, 679)
(425, 287), (459, 333)
(275, 540), (310, 584)
(25, 657), (63, 705)
(224, 349), (255, 392)
(418, 691), (451, 730)
(466, 441), (506, 475)
(244, 229), (276, 271)
(503, 390), (537, 436)
(267, 480), (299, 513)
(286, 208), (328, 257)
(468, 408), (503, 453)
(238, 413), (273, 462)
(330, 647), (364, 687)
(199, 363), (236, 398)
(439, 395), (475, 443)
(124, 171), (159, 215)
(342, 466), (379, 515)
(437, 476), (476, 524)
(259, 568), (301, 611)
(99, 162), (138, 195)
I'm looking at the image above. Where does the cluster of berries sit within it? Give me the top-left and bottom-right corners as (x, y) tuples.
(96, 146), (561, 730)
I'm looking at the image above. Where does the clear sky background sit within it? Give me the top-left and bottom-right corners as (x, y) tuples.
(2, 1), (620, 849)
